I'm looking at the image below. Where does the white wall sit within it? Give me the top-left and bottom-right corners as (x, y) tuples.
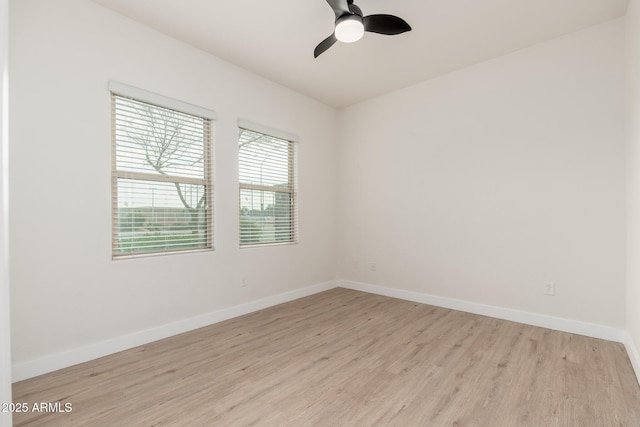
(8, 0), (634, 385)
(625, 0), (640, 381)
(337, 20), (626, 329)
(9, 0), (337, 370)
(0, 0), (11, 422)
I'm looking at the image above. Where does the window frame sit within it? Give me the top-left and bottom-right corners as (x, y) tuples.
(238, 120), (298, 248)
(109, 81), (216, 259)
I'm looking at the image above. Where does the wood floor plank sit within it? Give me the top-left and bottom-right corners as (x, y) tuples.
(12, 288), (640, 426)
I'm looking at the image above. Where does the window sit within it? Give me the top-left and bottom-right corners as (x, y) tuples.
(238, 124), (297, 247)
(110, 82), (215, 258)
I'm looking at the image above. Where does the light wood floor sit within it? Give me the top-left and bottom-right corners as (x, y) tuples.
(12, 288), (640, 426)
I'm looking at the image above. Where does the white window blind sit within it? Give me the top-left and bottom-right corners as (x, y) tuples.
(111, 89), (213, 258)
(239, 127), (297, 247)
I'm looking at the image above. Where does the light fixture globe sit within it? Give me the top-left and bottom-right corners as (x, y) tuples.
(335, 15), (364, 43)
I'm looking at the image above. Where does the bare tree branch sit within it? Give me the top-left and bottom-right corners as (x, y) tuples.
(125, 103), (206, 212)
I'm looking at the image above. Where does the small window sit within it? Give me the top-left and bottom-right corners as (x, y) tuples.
(238, 126), (297, 247)
(110, 82), (214, 258)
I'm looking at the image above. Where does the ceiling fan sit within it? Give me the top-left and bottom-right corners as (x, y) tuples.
(314, 0), (412, 58)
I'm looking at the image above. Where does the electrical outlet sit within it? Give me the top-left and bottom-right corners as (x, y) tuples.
(241, 276), (248, 288)
(370, 263), (376, 272)
(543, 281), (555, 296)
(353, 261), (359, 270)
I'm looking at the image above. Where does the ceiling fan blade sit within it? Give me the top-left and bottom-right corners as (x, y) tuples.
(325, 0), (350, 18)
(348, 3), (363, 16)
(314, 33), (338, 58)
(363, 14), (412, 35)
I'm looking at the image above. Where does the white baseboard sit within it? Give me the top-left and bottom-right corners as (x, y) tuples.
(625, 332), (640, 386)
(13, 279), (632, 384)
(338, 280), (626, 343)
(12, 280), (337, 382)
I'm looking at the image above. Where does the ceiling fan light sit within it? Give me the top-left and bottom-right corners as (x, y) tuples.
(335, 16), (364, 43)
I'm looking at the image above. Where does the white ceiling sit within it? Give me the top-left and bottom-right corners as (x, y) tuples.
(93, 0), (629, 108)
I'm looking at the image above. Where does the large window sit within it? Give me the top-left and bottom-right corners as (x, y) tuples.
(110, 82), (215, 258)
(239, 125), (297, 247)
